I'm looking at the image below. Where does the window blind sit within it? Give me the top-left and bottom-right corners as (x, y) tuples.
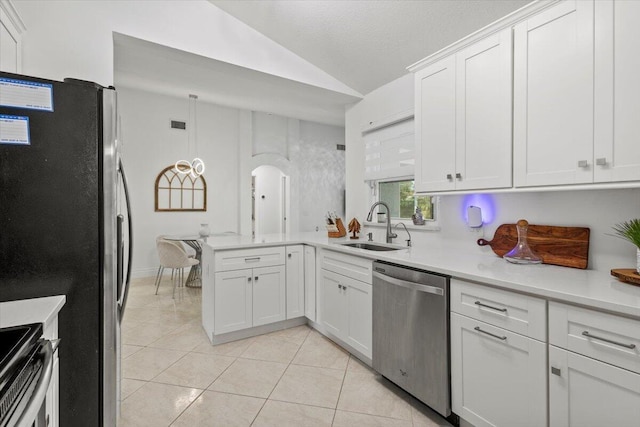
(364, 118), (415, 181)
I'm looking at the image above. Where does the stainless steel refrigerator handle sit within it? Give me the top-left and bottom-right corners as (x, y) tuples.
(118, 159), (133, 321)
(373, 271), (444, 296)
(15, 340), (54, 427)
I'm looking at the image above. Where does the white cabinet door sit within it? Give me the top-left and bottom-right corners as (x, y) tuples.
(304, 245), (316, 322)
(594, 0), (640, 183)
(344, 275), (372, 358)
(549, 345), (640, 427)
(214, 269), (253, 334)
(514, 0), (594, 187)
(253, 265), (286, 326)
(414, 56), (456, 192)
(320, 269), (347, 338)
(455, 28), (512, 191)
(285, 245), (304, 320)
(451, 313), (547, 427)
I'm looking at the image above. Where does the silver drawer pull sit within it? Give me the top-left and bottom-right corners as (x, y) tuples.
(474, 301), (507, 312)
(474, 326), (507, 341)
(245, 257), (261, 262)
(582, 331), (636, 349)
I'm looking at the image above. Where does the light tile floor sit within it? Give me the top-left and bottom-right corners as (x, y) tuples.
(118, 276), (453, 427)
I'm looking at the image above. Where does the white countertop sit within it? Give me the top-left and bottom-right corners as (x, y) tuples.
(203, 232), (640, 319)
(0, 295), (66, 329)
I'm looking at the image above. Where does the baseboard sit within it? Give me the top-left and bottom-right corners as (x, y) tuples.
(210, 317), (308, 345)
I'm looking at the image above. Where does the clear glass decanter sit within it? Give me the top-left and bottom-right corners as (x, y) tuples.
(504, 219), (543, 264)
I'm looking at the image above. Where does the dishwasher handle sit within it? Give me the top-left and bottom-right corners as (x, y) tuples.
(373, 271), (444, 296)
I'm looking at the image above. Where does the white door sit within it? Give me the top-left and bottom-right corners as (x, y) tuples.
(514, 0), (594, 187)
(414, 56), (456, 192)
(252, 265), (286, 326)
(456, 28), (513, 191)
(451, 313), (547, 427)
(304, 245), (316, 322)
(344, 276), (372, 358)
(214, 270), (253, 334)
(285, 245), (304, 320)
(320, 269), (347, 339)
(594, 0), (640, 183)
(549, 345), (640, 427)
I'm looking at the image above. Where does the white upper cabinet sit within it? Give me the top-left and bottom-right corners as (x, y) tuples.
(455, 29), (512, 191)
(414, 56), (456, 192)
(414, 28), (512, 193)
(594, 0), (640, 183)
(513, 0), (595, 187)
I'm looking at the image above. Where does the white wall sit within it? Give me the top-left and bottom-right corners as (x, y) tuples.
(120, 88), (345, 276)
(346, 74), (640, 273)
(12, 0), (359, 96)
(119, 87), (241, 276)
(296, 121), (346, 231)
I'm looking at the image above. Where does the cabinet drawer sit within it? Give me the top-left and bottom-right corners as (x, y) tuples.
(451, 279), (546, 341)
(451, 313), (547, 427)
(214, 246), (285, 272)
(320, 249), (372, 284)
(549, 302), (640, 374)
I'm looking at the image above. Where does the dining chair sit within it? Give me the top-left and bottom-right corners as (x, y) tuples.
(154, 240), (199, 298)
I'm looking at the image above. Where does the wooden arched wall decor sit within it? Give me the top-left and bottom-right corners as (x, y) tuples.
(154, 165), (207, 212)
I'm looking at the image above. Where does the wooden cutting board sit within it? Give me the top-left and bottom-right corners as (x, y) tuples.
(477, 223), (590, 269)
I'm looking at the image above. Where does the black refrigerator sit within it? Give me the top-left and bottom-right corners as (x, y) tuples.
(0, 72), (132, 427)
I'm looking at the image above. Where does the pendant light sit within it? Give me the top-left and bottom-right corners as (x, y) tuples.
(175, 94), (205, 178)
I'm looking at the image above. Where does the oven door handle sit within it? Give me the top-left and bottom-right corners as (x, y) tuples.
(373, 271), (444, 296)
(15, 340), (54, 427)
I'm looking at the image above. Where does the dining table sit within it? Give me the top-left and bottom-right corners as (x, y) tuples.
(164, 235), (205, 287)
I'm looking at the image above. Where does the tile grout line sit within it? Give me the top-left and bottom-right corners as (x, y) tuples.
(249, 327), (311, 426)
(330, 355), (350, 427)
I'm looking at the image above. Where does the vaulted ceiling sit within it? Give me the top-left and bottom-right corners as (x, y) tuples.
(210, 0), (532, 95)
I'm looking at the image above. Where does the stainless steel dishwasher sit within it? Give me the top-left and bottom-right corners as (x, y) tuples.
(372, 261), (451, 418)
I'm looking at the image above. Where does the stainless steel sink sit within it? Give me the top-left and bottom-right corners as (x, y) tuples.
(340, 242), (404, 251)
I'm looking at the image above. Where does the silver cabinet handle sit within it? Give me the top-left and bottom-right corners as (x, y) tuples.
(474, 301), (507, 312)
(595, 157), (607, 166)
(551, 366), (561, 376)
(337, 284), (342, 290)
(578, 160), (589, 168)
(474, 326), (507, 341)
(245, 257), (261, 262)
(288, 253), (292, 258)
(582, 331), (636, 349)
(247, 277), (252, 282)
(455, 173), (462, 179)
(446, 174), (453, 180)
(254, 276), (259, 281)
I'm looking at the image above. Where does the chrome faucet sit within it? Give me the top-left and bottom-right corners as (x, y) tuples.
(394, 223), (412, 247)
(366, 202), (397, 243)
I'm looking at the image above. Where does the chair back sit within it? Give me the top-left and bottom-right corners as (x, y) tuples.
(156, 240), (194, 269)
(156, 235), (187, 253)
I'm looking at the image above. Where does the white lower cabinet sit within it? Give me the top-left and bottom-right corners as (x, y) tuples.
(303, 245), (316, 322)
(213, 265), (285, 334)
(549, 345), (640, 427)
(285, 245), (305, 320)
(214, 269), (253, 334)
(451, 313), (547, 427)
(319, 250), (372, 359)
(252, 265), (286, 326)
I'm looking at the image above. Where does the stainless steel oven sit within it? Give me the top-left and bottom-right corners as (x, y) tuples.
(0, 324), (56, 427)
